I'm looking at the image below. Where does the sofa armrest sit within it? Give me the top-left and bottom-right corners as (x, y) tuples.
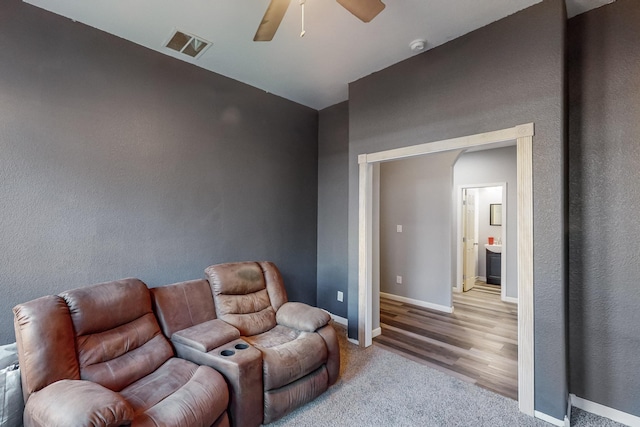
(316, 324), (340, 386)
(276, 302), (331, 332)
(172, 319), (240, 353)
(25, 380), (134, 427)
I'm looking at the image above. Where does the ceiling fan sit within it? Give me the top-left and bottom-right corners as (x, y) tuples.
(254, 0), (386, 41)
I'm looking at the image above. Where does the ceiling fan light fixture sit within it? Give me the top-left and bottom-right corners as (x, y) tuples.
(255, 0), (386, 42)
(409, 39), (427, 53)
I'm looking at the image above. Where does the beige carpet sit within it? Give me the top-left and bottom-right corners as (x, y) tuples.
(267, 323), (624, 427)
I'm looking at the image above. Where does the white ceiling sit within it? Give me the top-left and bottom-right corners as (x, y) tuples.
(24, 0), (614, 110)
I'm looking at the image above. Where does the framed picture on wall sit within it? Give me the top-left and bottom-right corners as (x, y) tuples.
(490, 204), (502, 226)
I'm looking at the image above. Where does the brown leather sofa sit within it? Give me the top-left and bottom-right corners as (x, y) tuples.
(151, 261), (340, 426)
(13, 278), (230, 427)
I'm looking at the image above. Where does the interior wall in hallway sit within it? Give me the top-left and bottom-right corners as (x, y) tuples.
(378, 151), (460, 309)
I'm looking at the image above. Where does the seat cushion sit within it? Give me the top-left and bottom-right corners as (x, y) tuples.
(120, 358), (228, 426)
(245, 326), (328, 391)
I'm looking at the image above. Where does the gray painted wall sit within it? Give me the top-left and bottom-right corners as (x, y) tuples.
(0, 0), (318, 344)
(8, 0), (638, 420)
(346, 0), (567, 418)
(453, 146), (518, 298)
(317, 102), (349, 318)
(379, 152), (460, 308)
(568, 0), (640, 417)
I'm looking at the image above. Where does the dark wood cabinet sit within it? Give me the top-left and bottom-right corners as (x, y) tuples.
(486, 250), (502, 285)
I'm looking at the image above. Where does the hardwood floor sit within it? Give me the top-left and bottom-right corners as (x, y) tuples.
(374, 282), (518, 400)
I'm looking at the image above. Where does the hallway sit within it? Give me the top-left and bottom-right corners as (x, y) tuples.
(374, 283), (518, 399)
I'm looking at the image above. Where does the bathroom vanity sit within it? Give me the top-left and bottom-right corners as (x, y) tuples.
(485, 245), (502, 285)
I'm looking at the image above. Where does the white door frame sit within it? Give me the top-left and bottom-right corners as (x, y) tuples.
(455, 182), (510, 303)
(358, 123), (534, 416)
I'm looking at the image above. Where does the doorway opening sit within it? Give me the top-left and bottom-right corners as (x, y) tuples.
(374, 149), (518, 399)
(456, 182), (513, 303)
(357, 123), (534, 415)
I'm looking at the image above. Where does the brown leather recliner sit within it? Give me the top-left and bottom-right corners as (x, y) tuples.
(13, 278), (230, 427)
(206, 262), (340, 424)
(151, 262), (339, 426)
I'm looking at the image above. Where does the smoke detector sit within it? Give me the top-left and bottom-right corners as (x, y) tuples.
(409, 39), (427, 53)
(164, 29), (211, 59)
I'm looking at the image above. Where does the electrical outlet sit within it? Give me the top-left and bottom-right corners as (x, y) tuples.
(396, 276), (403, 284)
(337, 291), (344, 302)
(397, 225), (403, 233)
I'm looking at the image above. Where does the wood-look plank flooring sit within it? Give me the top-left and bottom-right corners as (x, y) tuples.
(374, 282), (518, 400)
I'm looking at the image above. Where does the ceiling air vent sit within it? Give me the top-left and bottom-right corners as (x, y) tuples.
(164, 29), (211, 59)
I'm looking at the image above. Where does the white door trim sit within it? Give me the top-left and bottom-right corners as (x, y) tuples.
(357, 123), (534, 416)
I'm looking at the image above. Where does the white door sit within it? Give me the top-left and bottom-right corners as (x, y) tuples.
(462, 189), (478, 292)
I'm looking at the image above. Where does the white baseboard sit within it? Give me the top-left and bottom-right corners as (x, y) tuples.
(372, 327), (381, 338)
(380, 292), (454, 313)
(479, 276), (487, 282)
(329, 313), (348, 327)
(534, 410), (565, 427)
(571, 394), (640, 427)
(323, 310), (348, 327)
(323, 310), (358, 344)
(502, 295), (518, 304)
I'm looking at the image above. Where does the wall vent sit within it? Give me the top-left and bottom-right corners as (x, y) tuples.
(164, 29), (211, 59)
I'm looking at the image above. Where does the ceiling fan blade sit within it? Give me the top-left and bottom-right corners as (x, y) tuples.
(336, 0), (385, 23)
(254, 0), (292, 41)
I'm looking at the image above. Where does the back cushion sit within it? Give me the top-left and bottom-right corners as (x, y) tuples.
(151, 279), (217, 338)
(206, 262), (287, 336)
(60, 278), (173, 391)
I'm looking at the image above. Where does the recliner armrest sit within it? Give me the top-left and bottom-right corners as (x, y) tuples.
(25, 379), (134, 427)
(276, 302), (331, 332)
(172, 319), (241, 353)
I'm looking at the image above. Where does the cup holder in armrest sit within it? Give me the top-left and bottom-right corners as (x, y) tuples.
(213, 340), (253, 359)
